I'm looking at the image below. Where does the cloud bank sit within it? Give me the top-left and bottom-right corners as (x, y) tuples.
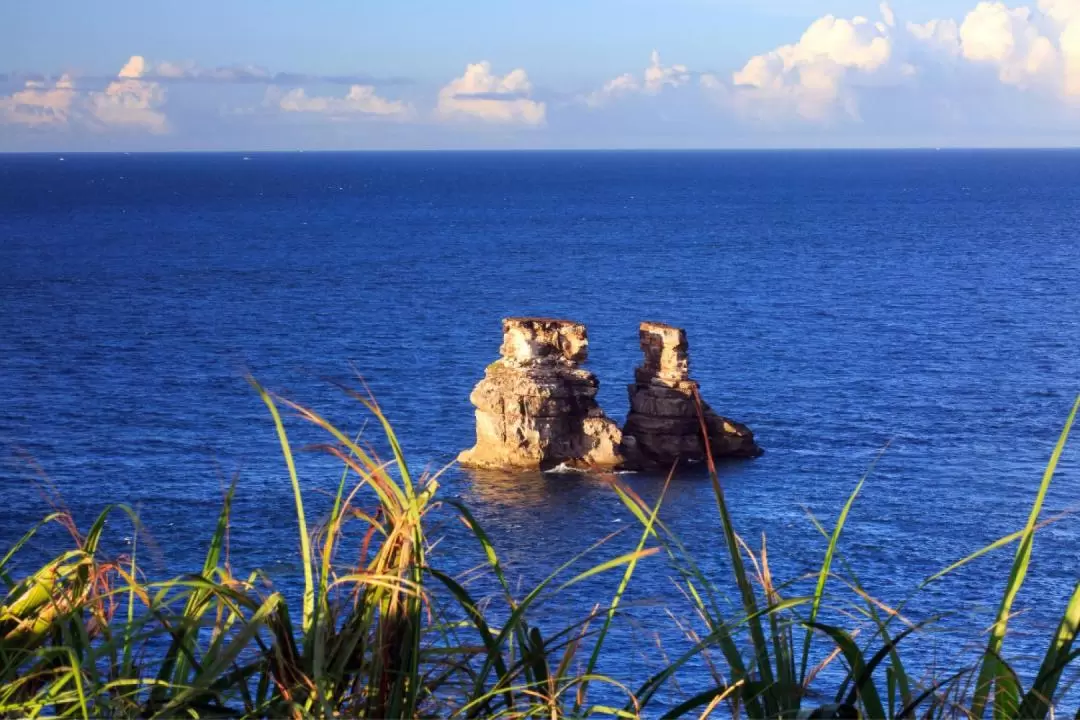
(272, 84), (413, 119)
(574, 0), (1080, 137)
(1, 56), (167, 134)
(5, 0), (1080, 148)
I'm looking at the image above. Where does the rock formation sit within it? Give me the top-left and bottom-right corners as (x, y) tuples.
(457, 318), (626, 471)
(622, 322), (762, 468)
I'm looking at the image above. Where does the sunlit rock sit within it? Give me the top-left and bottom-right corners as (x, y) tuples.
(458, 318), (626, 471)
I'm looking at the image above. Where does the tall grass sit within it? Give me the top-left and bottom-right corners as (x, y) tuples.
(603, 391), (1080, 719)
(1, 382), (1077, 718)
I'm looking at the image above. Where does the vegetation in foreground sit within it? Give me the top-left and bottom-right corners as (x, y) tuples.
(1, 380), (1078, 719)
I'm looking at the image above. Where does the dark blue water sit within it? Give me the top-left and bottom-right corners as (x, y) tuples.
(2, 150), (1079, 706)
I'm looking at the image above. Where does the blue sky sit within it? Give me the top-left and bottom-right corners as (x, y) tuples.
(3, 0), (1080, 150)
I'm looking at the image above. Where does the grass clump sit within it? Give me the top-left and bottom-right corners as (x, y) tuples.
(1, 381), (1077, 718)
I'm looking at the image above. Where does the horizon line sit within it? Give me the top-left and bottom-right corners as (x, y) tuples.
(5, 145), (1080, 155)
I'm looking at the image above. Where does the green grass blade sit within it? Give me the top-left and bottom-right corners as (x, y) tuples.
(799, 445), (886, 691)
(154, 593), (283, 718)
(82, 505), (125, 555)
(121, 518), (139, 679)
(65, 649), (89, 720)
(1017, 580), (1080, 719)
(807, 621), (885, 719)
(553, 548), (659, 594)
(0, 513), (67, 583)
(312, 429), (363, 716)
(164, 478), (238, 697)
(610, 482), (727, 624)
(448, 500), (513, 598)
(922, 526), (1036, 587)
(970, 394), (1079, 719)
(993, 656), (1021, 720)
(658, 683), (739, 719)
(428, 568), (510, 698)
(841, 617), (939, 710)
(334, 381), (415, 499)
(462, 532), (646, 716)
(692, 390), (776, 716)
(250, 378), (315, 635)
(575, 476), (668, 714)
(609, 481), (754, 711)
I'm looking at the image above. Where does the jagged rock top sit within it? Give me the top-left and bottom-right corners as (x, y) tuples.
(459, 317), (761, 472)
(623, 321), (763, 466)
(499, 317), (588, 366)
(638, 321), (691, 385)
(459, 317), (625, 471)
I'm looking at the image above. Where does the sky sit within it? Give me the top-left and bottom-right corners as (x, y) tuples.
(3, 0), (1080, 150)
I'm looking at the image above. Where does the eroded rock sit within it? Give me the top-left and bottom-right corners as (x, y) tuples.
(458, 318), (626, 471)
(622, 322), (762, 469)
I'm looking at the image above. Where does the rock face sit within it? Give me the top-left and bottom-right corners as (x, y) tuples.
(622, 322), (762, 469)
(457, 318), (626, 471)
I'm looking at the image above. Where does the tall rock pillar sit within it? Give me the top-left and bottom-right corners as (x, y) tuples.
(622, 322), (762, 469)
(458, 318), (625, 471)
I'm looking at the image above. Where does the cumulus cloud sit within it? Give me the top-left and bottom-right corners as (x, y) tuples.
(731, 8), (894, 121)
(643, 50), (692, 93)
(958, 2), (1060, 88)
(118, 56), (149, 79)
(436, 62), (546, 125)
(0, 56), (167, 133)
(0, 75), (77, 128)
(944, 0), (1080, 95)
(586, 73), (640, 107)
(713, 0), (1080, 125)
(89, 57), (168, 133)
(9, 1), (1080, 148)
(586, 51), (693, 107)
(574, 0), (1080, 136)
(271, 84), (412, 119)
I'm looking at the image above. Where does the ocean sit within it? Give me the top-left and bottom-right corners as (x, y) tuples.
(2, 149), (1078, 700)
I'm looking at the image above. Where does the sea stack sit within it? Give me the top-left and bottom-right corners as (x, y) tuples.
(622, 322), (762, 468)
(457, 318), (626, 471)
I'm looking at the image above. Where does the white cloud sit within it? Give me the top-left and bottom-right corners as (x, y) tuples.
(118, 56), (149, 79)
(722, 0), (1080, 124)
(144, 59), (273, 83)
(586, 51), (691, 106)
(731, 10), (894, 121)
(436, 62), (546, 125)
(586, 73), (640, 107)
(958, 2), (1060, 87)
(0, 75), (77, 128)
(274, 84), (412, 119)
(881, 2), (897, 27)
(1033, 0), (1080, 93)
(1062, 16), (1080, 92)
(644, 50), (691, 93)
(9, 2), (1080, 148)
(1, 56), (167, 133)
(88, 56), (168, 133)
(906, 18), (962, 49)
(574, 0), (1080, 135)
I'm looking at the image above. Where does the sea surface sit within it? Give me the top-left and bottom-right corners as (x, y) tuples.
(2, 150), (1079, 707)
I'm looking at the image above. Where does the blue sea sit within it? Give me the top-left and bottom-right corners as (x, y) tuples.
(2, 150), (1079, 705)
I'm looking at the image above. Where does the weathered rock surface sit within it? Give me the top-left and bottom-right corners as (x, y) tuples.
(458, 318), (626, 471)
(622, 322), (762, 469)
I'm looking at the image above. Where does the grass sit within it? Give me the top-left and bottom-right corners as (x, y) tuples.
(0, 380), (1077, 718)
